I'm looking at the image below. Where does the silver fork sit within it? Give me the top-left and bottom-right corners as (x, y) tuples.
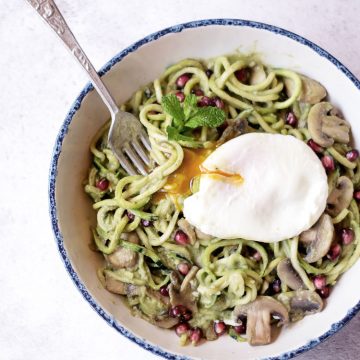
(26, 0), (151, 175)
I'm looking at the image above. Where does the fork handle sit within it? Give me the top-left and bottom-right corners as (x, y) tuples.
(26, 0), (119, 117)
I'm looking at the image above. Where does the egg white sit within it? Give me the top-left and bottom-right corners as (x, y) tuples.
(183, 133), (328, 242)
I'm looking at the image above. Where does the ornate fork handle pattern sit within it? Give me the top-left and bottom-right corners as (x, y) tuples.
(29, 0), (66, 35)
(26, 0), (119, 115)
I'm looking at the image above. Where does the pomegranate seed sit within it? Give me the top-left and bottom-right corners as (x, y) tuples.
(307, 139), (324, 154)
(317, 286), (330, 299)
(235, 68), (250, 83)
(96, 178), (109, 191)
(313, 275), (327, 290)
(189, 327), (202, 345)
(193, 88), (204, 96)
(177, 305), (188, 315)
(286, 112), (297, 127)
(321, 155), (335, 172)
(169, 307), (177, 318)
(234, 316), (246, 334)
(176, 74), (191, 88)
(234, 324), (246, 334)
(271, 278), (281, 294)
(126, 211), (135, 222)
(205, 69), (213, 78)
(178, 262), (190, 275)
(170, 305), (188, 318)
(341, 228), (355, 245)
(175, 91), (185, 102)
(197, 96), (213, 107)
(327, 243), (341, 261)
(346, 149), (359, 162)
(159, 285), (169, 297)
(252, 251), (262, 262)
(214, 321), (227, 336)
(182, 310), (193, 322)
(141, 219), (152, 227)
(174, 230), (189, 245)
(354, 191), (360, 201)
(213, 97), (225, 109)
(175, 322), (190, 336)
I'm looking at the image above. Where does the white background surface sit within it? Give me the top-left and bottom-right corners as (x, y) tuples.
(1, 1), (360, 359)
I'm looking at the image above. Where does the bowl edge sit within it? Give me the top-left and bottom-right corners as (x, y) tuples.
(48, 18), (360, 360)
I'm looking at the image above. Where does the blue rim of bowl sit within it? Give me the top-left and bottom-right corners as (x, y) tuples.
(49, 19), (360, 360)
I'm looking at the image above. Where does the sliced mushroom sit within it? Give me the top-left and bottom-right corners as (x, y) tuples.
(177, 219), (196, 245)
(105, 273), (142, 296)
(308, 102), (350, 147)
(216, 118), (250, 146)
(107, 232), (140, 269)
(232, 296), (289, 345)
(277, 290), (323, 322)
(277, 258), (304, 290)
(169, 270), (182, 288)
(329, 106), (344, 118)
(169, 266), (199, 314)
(132, 288), (179, 329)
(141, 288), (179, 329)
(299, 214), (334, 263)
(285, 75), (327, 104)
(152, 315), (179, 329)
(105, 275), (128, 295)
(326, 176), (354, 217)
(107, 247), (138, 269)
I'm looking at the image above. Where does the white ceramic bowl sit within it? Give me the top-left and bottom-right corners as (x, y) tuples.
(49, 19), (360, 360)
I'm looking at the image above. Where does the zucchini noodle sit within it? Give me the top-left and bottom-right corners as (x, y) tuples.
(84, 53), (360, 345)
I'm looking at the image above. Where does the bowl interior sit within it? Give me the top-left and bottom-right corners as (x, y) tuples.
(53, 22), (360, 359)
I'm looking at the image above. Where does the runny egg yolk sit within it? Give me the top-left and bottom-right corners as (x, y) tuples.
(153, 148), (211, 202)
(200, 166), (244, 183)
(152, 147), (243, 203)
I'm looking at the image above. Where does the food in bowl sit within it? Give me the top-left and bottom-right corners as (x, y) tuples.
(84, 53), (360, 346)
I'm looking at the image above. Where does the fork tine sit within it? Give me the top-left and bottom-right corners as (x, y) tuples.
(139, 130), (151, 151)
(124, 144), (148, 175)
(116, 152), (138, 176)
(132, 139), (151, 166)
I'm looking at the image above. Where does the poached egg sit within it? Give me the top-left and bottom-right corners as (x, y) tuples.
(183, 133), (328, 242)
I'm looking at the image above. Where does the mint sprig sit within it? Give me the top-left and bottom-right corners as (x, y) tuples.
(166, 126), (202, 148)
(185, 107), (226, 128)
(161, 94), (184, 128)
(183, 94), (198, 119)
(166, 126), (194, 142)
(161, 93), (225, 145)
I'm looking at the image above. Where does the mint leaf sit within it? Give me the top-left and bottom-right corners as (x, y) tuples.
(166, 126), (194, 142)
(161, 94), (184, 128)
(183, 94), (198, 119)
(166, 126), (202, 148)
(185, 106), (226, 128)
(162, 93), (225, 147)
